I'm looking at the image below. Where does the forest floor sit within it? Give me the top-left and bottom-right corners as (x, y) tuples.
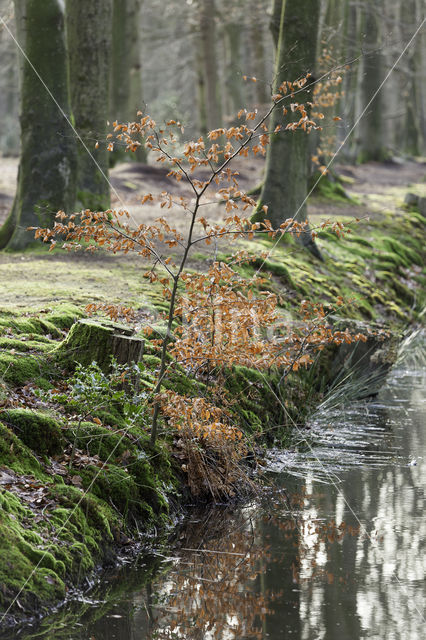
(0, 154), (425, 313)
(1, 154), (426, 233)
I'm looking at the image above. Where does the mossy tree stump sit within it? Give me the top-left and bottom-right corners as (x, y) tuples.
(55, 319), (144, 371)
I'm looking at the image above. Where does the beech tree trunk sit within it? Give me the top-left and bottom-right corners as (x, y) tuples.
(110, 0), (147, 164)
(251, 0), (269, 106)
(66, 0), (113, 210)
(0, 0), (77, 251)
(402, 0), (425, 156)
(357, 0), (388, 163)
(199, 0), (222, 132)
(224, 22), (244, 119)
(252, 0), (322, 259)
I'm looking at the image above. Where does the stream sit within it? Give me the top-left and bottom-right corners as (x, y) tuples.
(3, 332), (425, 639)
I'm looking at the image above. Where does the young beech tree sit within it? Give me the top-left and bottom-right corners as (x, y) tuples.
(33, 90), (365, 469)
(0, 0), (77, 250)
(252, 0), (322, 260)
(66, 0), (113, 209)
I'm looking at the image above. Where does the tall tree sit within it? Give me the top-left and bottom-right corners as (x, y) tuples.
(252, 0), (322, 259)
(66, 0), (113, 209)
(402, 0), (425, 156)
(0, 0), (76, 250)
(250, 0), (269, 105)
(110, 0), (147, 163)
(224, 20), (244, 118)
(356, 0), (388, 162)
(199, 0), (222, 132)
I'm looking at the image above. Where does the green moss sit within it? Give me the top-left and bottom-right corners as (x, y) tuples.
(223, 365), (284, 440)
(310, 174), (357, 203)
(251, 258), (295, 288)
(346, 236), (373, 248)
(0, 421), (45, 477)
(44, 303), (85, 329)
(66, 421), (132, 460)
(0, 337), (54, 352)
(76, 189), (110, 212)
(69, 541), (95, 573)
(1, 408), (64, 456)
(380, 237), (422, 267)
(0, 351), (46, 386)
(0, 493), (66, 615)
(0, 316), (62, 338)
(53, 319), (115, 371)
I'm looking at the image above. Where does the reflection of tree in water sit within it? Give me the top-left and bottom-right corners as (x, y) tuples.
(143, 489), (364, 640)
(147, 505), (276, 639)
(297, 365), (426, 640)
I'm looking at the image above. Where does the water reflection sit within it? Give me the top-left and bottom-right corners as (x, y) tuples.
(3, 339), (425, 640)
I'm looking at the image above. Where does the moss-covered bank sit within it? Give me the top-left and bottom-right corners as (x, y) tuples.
(0, 202), (424, 626)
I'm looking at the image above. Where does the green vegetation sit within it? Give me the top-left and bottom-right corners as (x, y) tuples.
(0, 198), (424, 624)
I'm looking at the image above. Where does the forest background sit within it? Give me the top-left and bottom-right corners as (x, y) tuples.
(0, 0), (425, 626)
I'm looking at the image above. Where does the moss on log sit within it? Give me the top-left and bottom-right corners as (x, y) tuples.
(55, 319), (144, 371)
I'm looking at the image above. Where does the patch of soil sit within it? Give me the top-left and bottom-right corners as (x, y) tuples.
(339, 159), (426, 194)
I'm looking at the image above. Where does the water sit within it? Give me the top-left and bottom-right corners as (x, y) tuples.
(4, 335), (425, 639)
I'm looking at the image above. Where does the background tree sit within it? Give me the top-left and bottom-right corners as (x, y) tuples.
(66, 0), (113, 210)
(110, 0), (147, 163)
(198, 0), (222, 133)
(356, 0), (388, 162)
(0, 1), (20, 155)
(0, 0), (76, 250)
(252, 0), (322, 259)
(400, 0), (425, 156)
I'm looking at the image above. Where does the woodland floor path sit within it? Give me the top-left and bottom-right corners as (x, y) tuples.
(1, 156), (425, 232)
(0, 155), (424, 312)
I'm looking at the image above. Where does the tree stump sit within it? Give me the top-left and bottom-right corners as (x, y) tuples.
(55, 319), (144, 371)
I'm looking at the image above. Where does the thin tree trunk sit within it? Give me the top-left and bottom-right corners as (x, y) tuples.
(199, 0), (222, 131)
(342, 1), (362, 160)
(110, 0), (147, 163)
(0, 0), (76, 251)
(357, 0), (388, 162)
(224, 22), (244, 119)
(66, 0), (112, 210)
(403, 0), (425, 155)
(252, 0), (322, 259)
(196, 33), (208, 136)
(269, 0), (282, 49)
(251, 1), (269, 105)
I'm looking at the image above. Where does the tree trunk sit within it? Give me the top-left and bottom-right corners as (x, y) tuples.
(0, 0), (77, 251)
(269, 0), (282, 49)
(402, 0), (425, 156)
(251, 0), (269, 106)
(196, 33), (208, 137)
(252, 0), (322, 260)
(56, 319), (144, 372)
(66, 0), (113, 210)
(357, 0), (388, 163)
(110, 0), (147, 164)
(341, 1), (363, 161)
(224, 22), (244, 120)
(199, 0), (222, 131)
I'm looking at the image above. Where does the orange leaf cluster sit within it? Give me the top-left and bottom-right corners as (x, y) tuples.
(158, 390), (243, 444)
